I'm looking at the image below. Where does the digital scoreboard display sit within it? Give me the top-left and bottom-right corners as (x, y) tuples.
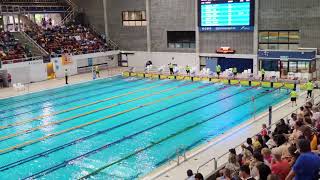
(199, 0), (254, 32)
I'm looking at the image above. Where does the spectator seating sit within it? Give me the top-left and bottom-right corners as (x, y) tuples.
(195, 101), (320, 180)
(0, 31), (33, 63)
(26, 24), (108, 57)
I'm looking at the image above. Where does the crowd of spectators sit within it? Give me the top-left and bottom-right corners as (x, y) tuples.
(0, 31), (32, 62)
(25, 24), (108, 57)
(192, 101), (320, 180)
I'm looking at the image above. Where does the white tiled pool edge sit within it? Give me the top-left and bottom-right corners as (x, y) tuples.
(0, 67), (125, 100)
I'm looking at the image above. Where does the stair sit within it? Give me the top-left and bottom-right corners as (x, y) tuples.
(60, 0), (79, 24)
(20, 15), (38, 28)
(11, 31), (48, 57)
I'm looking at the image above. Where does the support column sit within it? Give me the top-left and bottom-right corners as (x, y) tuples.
(253, 0), (259, 75)
(195, 0), (200, 71)
(12, 15), (16, 31)
(146, 0), (151, 52)
(17, 14), (21, 31)
(103, 0), (109, 40)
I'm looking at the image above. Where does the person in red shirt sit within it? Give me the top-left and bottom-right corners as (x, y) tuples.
(271, 152), (290, 180)
(261, 124), (268, 137)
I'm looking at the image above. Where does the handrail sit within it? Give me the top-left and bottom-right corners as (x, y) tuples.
(20, 31), (49, 56)
(89, 24), (120, 50)
(50, 48), (119, 58)
(196, 93), (320, 176)
(1, 56), (43, 65)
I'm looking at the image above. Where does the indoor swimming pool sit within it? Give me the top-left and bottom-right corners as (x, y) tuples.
(0, 76), (289, 179)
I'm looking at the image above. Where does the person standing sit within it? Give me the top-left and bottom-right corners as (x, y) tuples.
(232, 67), (238, 79)
(261, 68), (265, 81)
(305, 80), (314, 99)
(186, 65), (191, 75)
(65, 69), (69, 85)
(95, 65), (100, 78)
(290, 89), (297, 107)
(216, 64), (221, 79)
(169, 63), (174, 75)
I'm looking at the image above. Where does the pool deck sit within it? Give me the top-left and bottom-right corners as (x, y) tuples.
(0, 67), (126, 99)
(144, 89), (320, 180)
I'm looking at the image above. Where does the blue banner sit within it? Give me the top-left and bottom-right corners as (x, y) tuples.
(199, 26), (254, 32)
(258, 50), (316, 60)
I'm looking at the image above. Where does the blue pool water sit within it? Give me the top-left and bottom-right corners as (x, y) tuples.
(0, 76), (288, 179)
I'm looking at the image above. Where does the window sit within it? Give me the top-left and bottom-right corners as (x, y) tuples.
(167, 31), (195, 49)
(268, 32), (279, 43)
(279, 32), (289, 43)
(258, 30), (300, 50)
(297, 61), (310, 73)
(122, 11), (146, 27)
(260, 59), (279, 71)
(289, 61), (297, 72)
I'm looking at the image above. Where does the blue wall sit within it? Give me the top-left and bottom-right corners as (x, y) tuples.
(218, 58), (253, 73)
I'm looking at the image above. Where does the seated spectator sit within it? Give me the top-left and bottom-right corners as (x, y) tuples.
(250, 152), (264, 178)
(252, 137), (262, 152)
(261, 124), (269, 136)
(25, 24), (108, 57)
(285, 139), (320, 180)
(241, 146), (253, 165)
(186, 169), (195, 180)
(297, 106), (305, 119)
(271, 134), (290, 159)
(288, 121), (303, 144)
(266, 134), (277, 149)
(239, 165), (256, 180)
(261, 148), (272, 166)
(288, 113), (297, 131)
(286, 145), (300, 168)
(225, 153), (240, 174)
(300, 126), (318, 151)
(267, 174), (281, 180)
(194, 173), (204, 180)
(246, 138), (254, 154)
(271, 151), (290, 180)
(217, 168), (232, 180)
(274, 119), (289, 135)
(255, 163), (271, 180)
(0, 31), (31, 62)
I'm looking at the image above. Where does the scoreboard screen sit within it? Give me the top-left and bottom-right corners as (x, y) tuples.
(199, 0), (254, 32)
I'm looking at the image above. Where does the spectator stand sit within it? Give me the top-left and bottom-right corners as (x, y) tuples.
(143, 90), (320, 180)
(25, 24), (112, 58)
(196, 94), (320, 180)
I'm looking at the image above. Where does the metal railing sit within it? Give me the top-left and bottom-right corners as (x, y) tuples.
(1, 56), (43, 65)
(20, 31), (49, 56)
(196, 93), (320, 177)
(60, 0), (79, 24)
(0, 4), (68, 14)
(50, 48), (120, 58)
(167, 146), (187, 166)
(89, 24), (120, 51)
